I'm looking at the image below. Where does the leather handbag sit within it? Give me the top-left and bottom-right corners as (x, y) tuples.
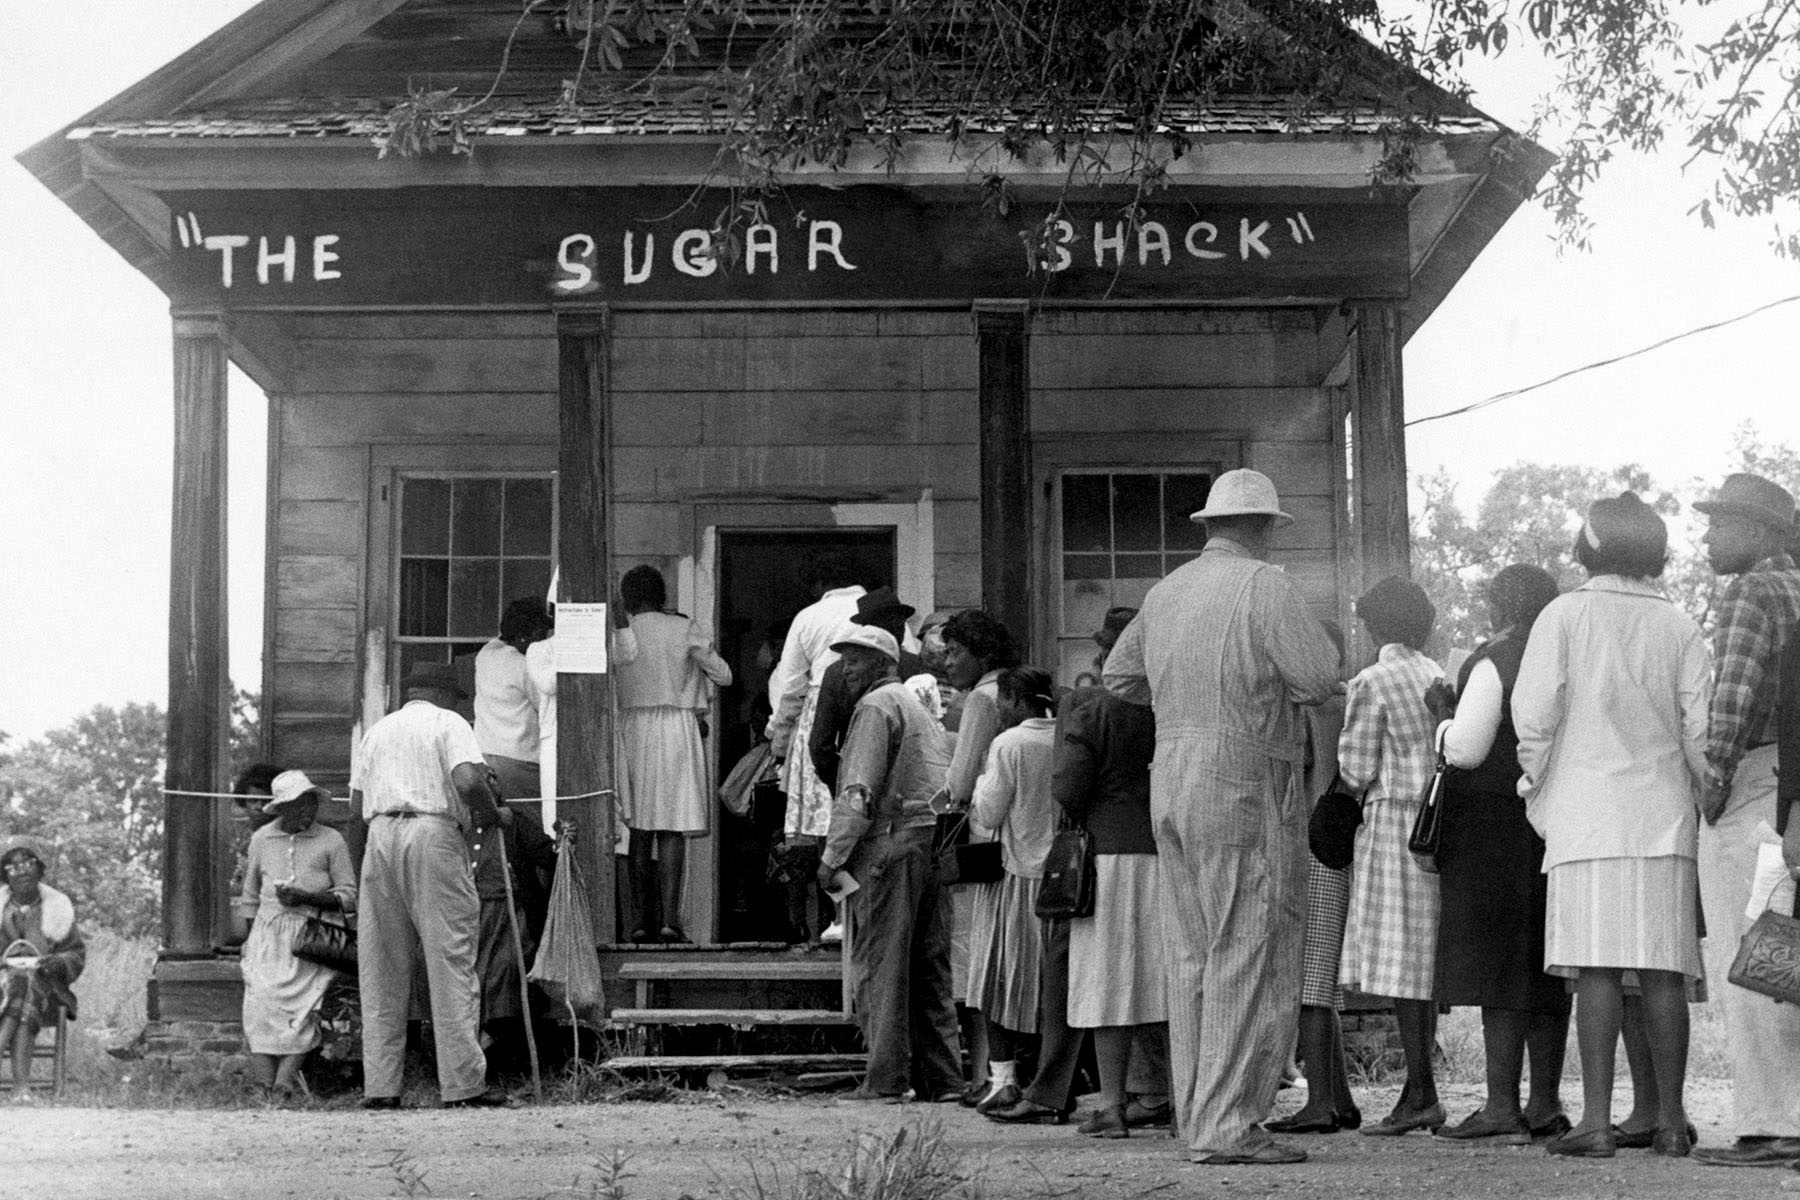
(933, 811), (1003, 886)
(1035, 824), (1096, 919)
(1308, 775), (1364, 871)
(1727, 888), (1800, 1005)
(291, 915), (357, 973)
(1406, 753), (1449, 874)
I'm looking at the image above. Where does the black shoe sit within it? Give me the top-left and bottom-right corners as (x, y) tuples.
(444, 1087), (517, 1109)
(1614, 1121), (1696, 1150)
(974, 1083), (1022, 1115)
(988, 1098), (1069, 1125)
(1265, 1113), (1341, 1134)
(1528, 1112), (1572, 1139)
(360, 1096), (401, 1111)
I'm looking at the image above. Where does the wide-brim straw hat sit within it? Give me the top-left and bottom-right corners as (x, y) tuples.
(1189, 468), (1293, 527)
(1693, 472), (1797, 532)
(263, 769), (330, 815)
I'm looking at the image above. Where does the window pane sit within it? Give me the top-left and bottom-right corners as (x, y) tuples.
(502, 558), (553, 609)
(1062, 553), (1112, 581)
(1112, 474), (1161, 551)
(401, 478), (450, 555)
(1164, 473), (1213, 550)
(398, 558), (448, 637)
(1063, 578), (1111, 638)
(1061, 475), (1111, 553)
(504, 478), (553, 556)
(449, 559), (501, 638)
(398, 642), (451, 677)
(451, 478), (504, 557)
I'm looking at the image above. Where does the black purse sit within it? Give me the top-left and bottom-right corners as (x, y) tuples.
(933, 811), (1003, 886)
(1308, 774), (1364, 871)
(1035, 824), (1095, 919)
(291, 915), (357, 973)
(1407, 752), (1449, 874)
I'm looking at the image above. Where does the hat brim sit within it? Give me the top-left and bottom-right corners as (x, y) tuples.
(263, 787), (329, 813)
(830, 639), (898, 662)
(1190, 505), (1294, 528)
(1692, 499), (1794, 529)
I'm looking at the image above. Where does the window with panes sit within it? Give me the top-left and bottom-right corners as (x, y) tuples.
(1054, 469), (1213, 688)
(393, 474), (556, 684)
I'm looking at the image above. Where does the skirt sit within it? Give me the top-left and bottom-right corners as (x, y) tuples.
(779, 689), (833, 838)
(966, 871), (1044, 1033)
(620, 705), (709, 833)
(1300, 856), (1351, 1011)
(1341, 793), (1440, 1000)
(240, 908), (337, 1055)
(1546, 855), (1704, 980)
(1069, 854), (1166, 1027)
(1435, 788), (1567, 1013)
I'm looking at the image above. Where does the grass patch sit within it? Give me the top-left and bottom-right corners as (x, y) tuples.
(725, 1121), (979, 1200)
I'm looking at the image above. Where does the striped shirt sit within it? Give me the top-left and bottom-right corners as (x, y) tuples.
(1706, 552), (1800, 783)
(1337, 644), (1444, 807)
(351, 700), (485, 820)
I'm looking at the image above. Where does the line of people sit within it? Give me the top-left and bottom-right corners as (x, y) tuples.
(808, 466), (1800, 1170)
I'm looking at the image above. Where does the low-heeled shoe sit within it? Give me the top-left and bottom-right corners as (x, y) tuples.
(973, 1083), (1022, 1116)
(1360, 1103), (1446, 1137)
(1434, 1111), (1530, 1145)
(1613, 1121), (1697, 1150)
(1124, 1098), (1173, 1128)
(1652, 1128), (1692, 1158)
(1545, 1128), (1616, 1158)
(1692, 1137), (1800, 1167)
(987, 1098), (1068, 1125)
(1191, 1142), (1308, 1165)
(1528, 1112), (1573, 1139)
(1078, 1106), (1130, 1139)
(1265, 1113), (1341, 1135)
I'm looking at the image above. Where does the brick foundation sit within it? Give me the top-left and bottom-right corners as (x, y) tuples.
(141, 1018), (247, 1062)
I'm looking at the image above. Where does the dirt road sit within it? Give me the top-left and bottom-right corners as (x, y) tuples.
(8, 1078), (1791, 1200)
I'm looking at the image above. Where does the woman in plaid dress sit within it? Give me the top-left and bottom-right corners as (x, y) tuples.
(1337, 576), (1445, 1136)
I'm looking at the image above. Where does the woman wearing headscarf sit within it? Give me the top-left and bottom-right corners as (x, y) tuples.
(1427, 565), (1571, 1144)
(236, 770), (357, 1096)
(1338, 576), (1446, 1137)
(0, 842), (84, 1095)
(1513, 493), (1708, 1159)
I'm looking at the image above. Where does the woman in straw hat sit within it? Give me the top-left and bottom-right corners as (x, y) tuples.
(1512, 493), (1709, 1159)
(236, 769), (357, 1097)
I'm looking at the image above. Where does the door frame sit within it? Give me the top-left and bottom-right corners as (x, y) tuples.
(683, 495), (936, 943)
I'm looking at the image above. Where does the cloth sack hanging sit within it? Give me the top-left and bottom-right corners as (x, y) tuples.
(527, 839), (606, 1028)
(718, 740), (778, 819)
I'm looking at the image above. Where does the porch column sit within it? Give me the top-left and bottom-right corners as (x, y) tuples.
(555, 306), (616, 942)
(164, 310), (230, 954)
(1350, 302), (1411, 584)
(975, 303), (1032, 642)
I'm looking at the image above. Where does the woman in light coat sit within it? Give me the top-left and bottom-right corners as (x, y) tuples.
(1512, 493), (1709, 1159)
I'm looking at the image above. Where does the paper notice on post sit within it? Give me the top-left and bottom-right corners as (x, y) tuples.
(554, 603), (610, 674)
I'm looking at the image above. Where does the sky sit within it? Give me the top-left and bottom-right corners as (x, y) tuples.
(4, 2), (1800, 740)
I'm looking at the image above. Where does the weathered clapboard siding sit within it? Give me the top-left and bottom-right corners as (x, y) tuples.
(612, 444), (981, 501)
(1033, 388), (1327, 440)
(268, 314), (558, 776)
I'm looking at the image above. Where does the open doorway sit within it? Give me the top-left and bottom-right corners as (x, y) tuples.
(714, 528), (897, 942)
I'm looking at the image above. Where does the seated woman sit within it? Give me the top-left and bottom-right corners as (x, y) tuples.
(236, 770), (357, 1097)
(0, 842), (85, 1096)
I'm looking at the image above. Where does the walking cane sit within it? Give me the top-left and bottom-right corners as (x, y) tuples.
(496, 828), (543, 1103)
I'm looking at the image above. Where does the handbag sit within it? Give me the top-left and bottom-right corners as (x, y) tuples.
(1727, 887), (1800, 1005)
(1406, 752), (1449, 874)
(1035, 824), (1096, 919)
(933, 811), (1003, 886)
(718, 741), (777, 819)
(291, 915), (357, 973)
(1308, 775), (1364, 871)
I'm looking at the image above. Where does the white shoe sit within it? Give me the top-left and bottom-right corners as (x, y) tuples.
(820, 921), (844, 944)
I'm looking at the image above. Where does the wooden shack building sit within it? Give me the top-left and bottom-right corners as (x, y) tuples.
(21, 0), (1549, 1047)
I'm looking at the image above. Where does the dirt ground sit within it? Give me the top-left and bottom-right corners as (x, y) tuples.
(8, 1076), (1794, 1200)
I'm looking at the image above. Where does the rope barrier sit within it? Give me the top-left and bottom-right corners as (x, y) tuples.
(161, 787), (619, 802)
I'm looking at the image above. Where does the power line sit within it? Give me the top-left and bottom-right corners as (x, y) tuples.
(1405, 292), (1800, 429)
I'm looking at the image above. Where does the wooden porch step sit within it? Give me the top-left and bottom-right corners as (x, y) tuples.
(606, 1052), (863, 1073)
(616, 959), (841, 982)
(609, 1007), (856, 1027)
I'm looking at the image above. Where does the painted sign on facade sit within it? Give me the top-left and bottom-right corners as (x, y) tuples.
(167, 185), (1409, 306)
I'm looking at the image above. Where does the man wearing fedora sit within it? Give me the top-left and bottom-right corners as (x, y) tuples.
(1104, 468), (1339, 1165)
(1691, 473), (1800, 1167)
(816, 624), (961, 1101)
(809, 587), (924, 793)
(350, 662), (507, 1109)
